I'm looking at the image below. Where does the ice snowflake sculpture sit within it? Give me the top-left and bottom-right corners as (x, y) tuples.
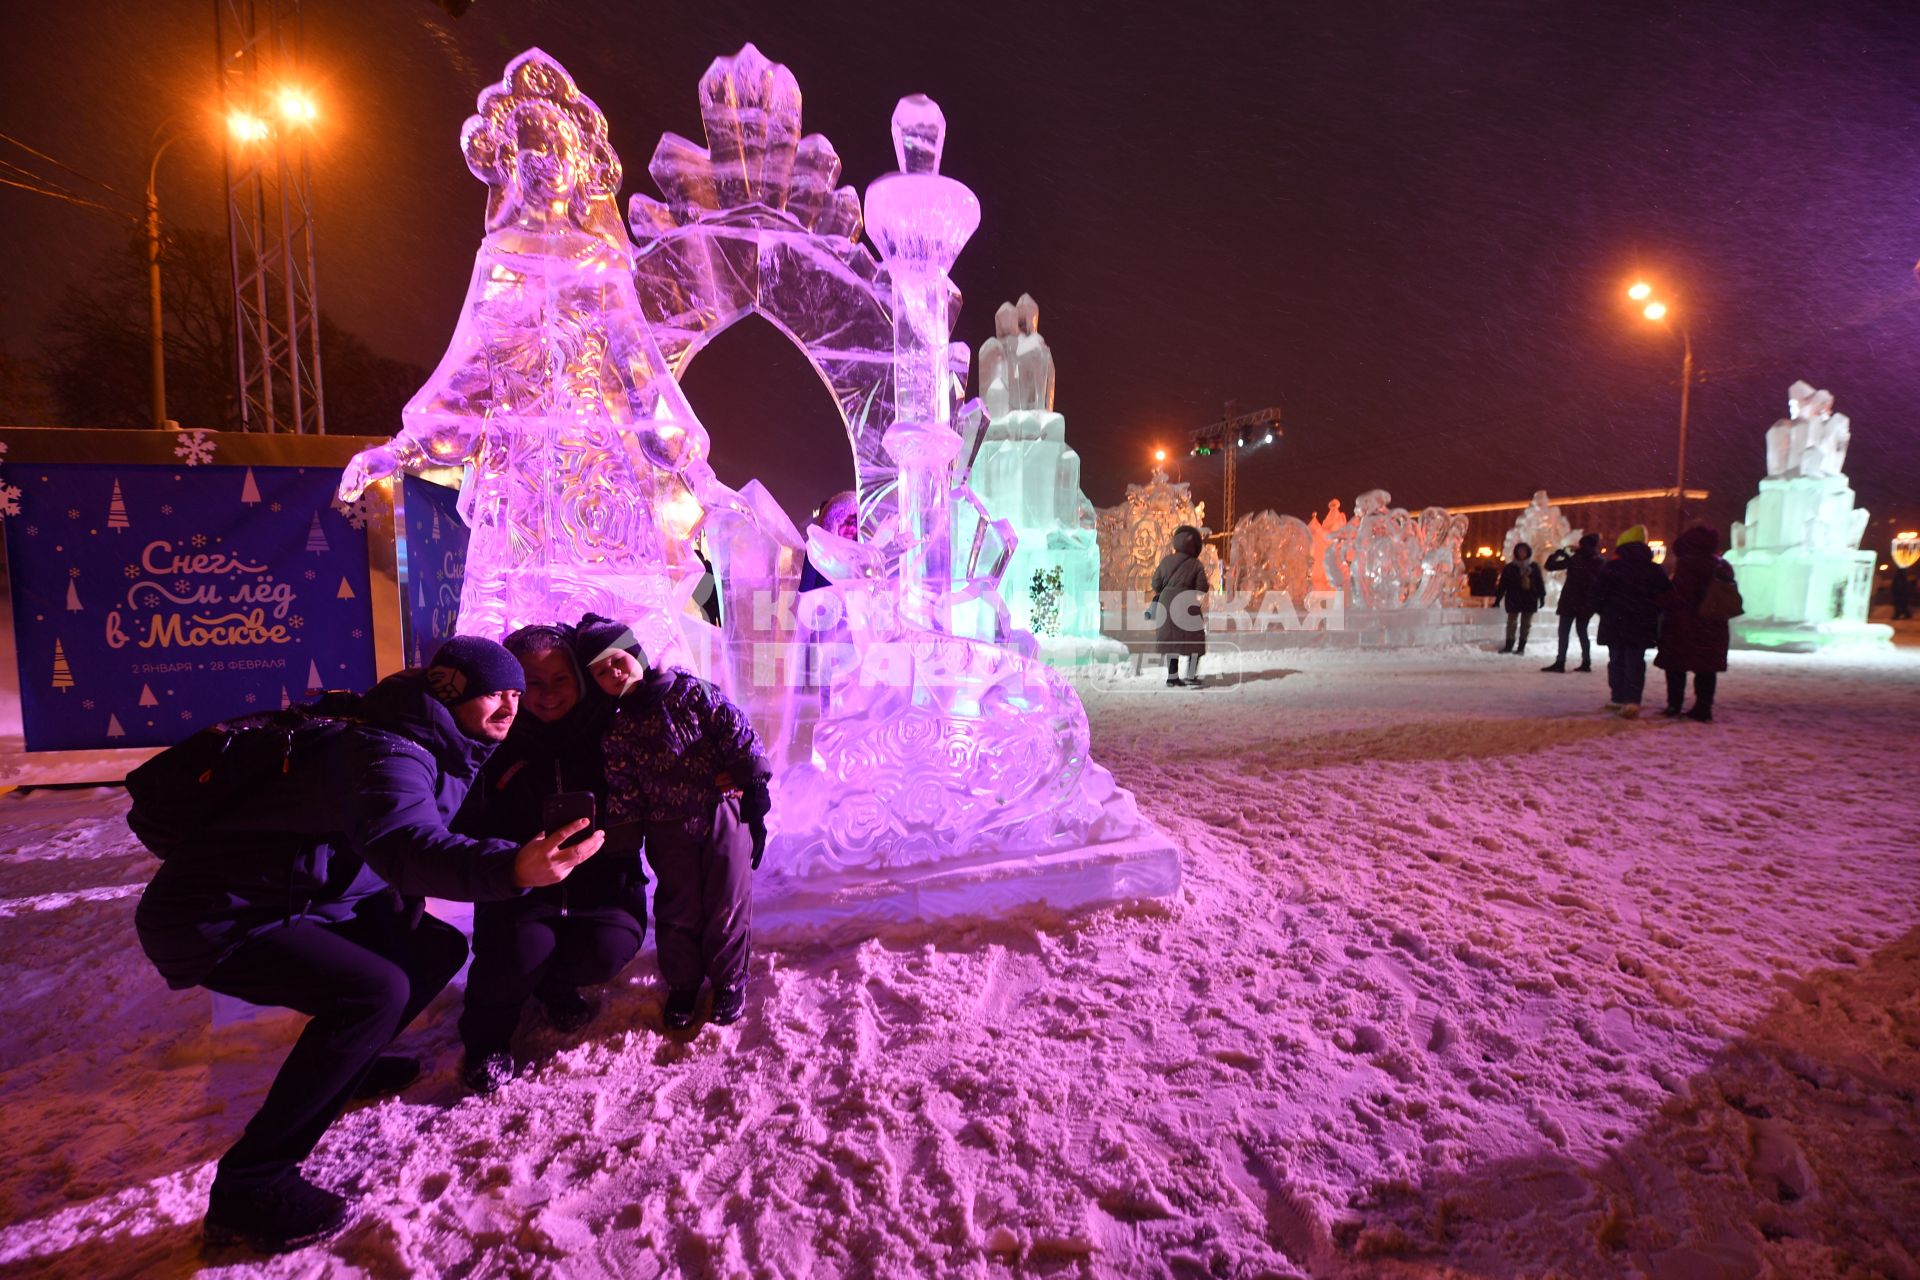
(1725, 381), (1888, 650)
(337, 50), (747, 664)
(962, 293), (1116, 661)
(1502, 490), (1582, 610)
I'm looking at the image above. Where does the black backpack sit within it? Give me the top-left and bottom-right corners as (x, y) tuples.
(125, 691), (365, 858)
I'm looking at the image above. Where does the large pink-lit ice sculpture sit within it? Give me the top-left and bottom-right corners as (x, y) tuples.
(348, 45), (1177, 931)
(337, 52), (742, 665)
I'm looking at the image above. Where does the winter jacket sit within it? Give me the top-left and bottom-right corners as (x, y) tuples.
(1655, 526), (1735, 674)
(1492, 561), (1546, 615)
(134, 671), (523, 989)
(1545, 546), (1602, 617)
(1150, 527), (1210, 655)
(454, 682), (646, 934)
(602, 668), (771, 838)
(1593, 542), (1669, 649)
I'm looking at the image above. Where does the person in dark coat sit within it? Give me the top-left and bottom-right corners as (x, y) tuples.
(584, 616), (772, 1031)
(455, 623), (649, 1095)
(1150, 524), (1210, 686)
(133, 637), (604, 1254)
(1492, 541), (1547, 654)
(1541, 533), (1601, 673)
(1591, 525), (1669, 716)
(1655, 524), (1736, 722)
(1892, 564), (1913, 620)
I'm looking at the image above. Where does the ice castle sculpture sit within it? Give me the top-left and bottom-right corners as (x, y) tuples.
(349, 46), (1178, 931)
(962, 294), (1120, 663)
(1321, 490), (1470, 612)
(1502, 491), (1581, 610)
(1725, 381), (1891, 651)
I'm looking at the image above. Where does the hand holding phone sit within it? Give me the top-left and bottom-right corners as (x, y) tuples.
(541, 791), (597, 848)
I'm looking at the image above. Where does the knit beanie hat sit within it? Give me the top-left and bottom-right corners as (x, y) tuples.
(572, 613), (648, 672)
(426, 635), (526, 705)
(1616, 525), (1648, 546)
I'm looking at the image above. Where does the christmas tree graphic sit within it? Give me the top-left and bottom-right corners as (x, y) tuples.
(306, 513), (329, 554)
(280, 686), (291, 710)
(240, 468), (261, 505)
(106, 714), (125, 739)
(430, 507), (442, 541)
(337, 577), (356, 600)
(51, 639), (73, 690)
(138, 684), (158, 707)
(306, 660), (322, 692)
(106, 480), (130, 531)
(65, 577), (81, 612)
(416, 579), (426, 607)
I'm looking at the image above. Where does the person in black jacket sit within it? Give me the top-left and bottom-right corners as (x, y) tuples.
(1492, 542), (1547, 654)
(1151, 524), (1210, 686)
(1591, 525), (1670, 717)
(587, 615), (772, 1031)
(456, 623), (649, 1094)
(133, 637), (604, 1255)
(1541, 533), (1601, 673)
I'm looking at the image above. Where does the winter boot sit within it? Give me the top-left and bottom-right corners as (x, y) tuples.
(461, 1051), (515, 1096)
(1659, 704), (1684, 718)
(538, 987), (597, 1036)
(1540, 660), (1566, 673)
(1684, 706), (1714, 723)
(710, 984), (747, 1026)
(1497, 643), (1513, 654)
(663, 988), (701, 1031)
(350, 1055), (421, 1100)
(1617, 703), (1641, 719)
(1576, 661), (1592, 672)
(203, 1171), (347, 1254)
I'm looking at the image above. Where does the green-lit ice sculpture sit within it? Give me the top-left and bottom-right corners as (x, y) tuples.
(1725, 381), (1892, 651)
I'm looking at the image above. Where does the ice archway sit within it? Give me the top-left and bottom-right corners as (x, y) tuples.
(628, 44), (911, 535)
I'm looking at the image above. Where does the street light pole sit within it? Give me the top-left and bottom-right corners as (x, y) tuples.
(145, 123), (187, 431)
(1673, 325), (1693, 540)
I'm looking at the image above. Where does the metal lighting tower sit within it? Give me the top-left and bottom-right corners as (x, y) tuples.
(1189, 399), (1282, 550)
(217, 0), (325, 433)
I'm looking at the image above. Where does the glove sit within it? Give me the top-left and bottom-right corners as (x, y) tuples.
(748, 817), (768, 870)
(739, 781), (772, 827)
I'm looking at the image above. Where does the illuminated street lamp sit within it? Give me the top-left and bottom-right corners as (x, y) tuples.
(145, 117), (196, 430)
(1626, 279), (1696, 537)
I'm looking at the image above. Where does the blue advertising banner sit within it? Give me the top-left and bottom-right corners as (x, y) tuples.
(399, 474), (468, 667)
(3, 462), (377, 751)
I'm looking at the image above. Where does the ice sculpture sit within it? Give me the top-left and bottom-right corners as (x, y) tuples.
(340, 44), (1178, 930)
(1308, 498), (1347, 592)
(1096, 468), (1220, 605)
(1725, 382), (1890, 650)
(337, 50), (745, 667)
(961, 294), (1119, 663)
(1320, 489), (1468, 611)
(1229, 510), (1314, 611)
(1414, 505), (1472, 608)
(1502, 491), (1581, 611)
(768, 95), (1172, 915)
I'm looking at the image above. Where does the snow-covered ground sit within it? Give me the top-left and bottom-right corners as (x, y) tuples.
(2, 639), (1917, 1278)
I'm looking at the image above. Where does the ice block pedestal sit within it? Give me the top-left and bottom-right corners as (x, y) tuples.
(1725, 382), (1890, 652)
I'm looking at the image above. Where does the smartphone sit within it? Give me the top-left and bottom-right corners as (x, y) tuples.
(541, 791), (597, 848)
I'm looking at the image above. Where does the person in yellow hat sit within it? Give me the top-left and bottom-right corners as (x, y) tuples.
(1591, 526), (1669, 717)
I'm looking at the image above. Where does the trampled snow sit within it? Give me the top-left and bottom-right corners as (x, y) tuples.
(1, 641), (1916, 1277)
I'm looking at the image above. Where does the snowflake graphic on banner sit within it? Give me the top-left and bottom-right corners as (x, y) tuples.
(0, 484), (20, 518)
(172, 430), (217, 467)
(332, 494), (373, 530)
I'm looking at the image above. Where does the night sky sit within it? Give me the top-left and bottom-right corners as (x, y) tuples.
(4, 0), (1917, 542)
